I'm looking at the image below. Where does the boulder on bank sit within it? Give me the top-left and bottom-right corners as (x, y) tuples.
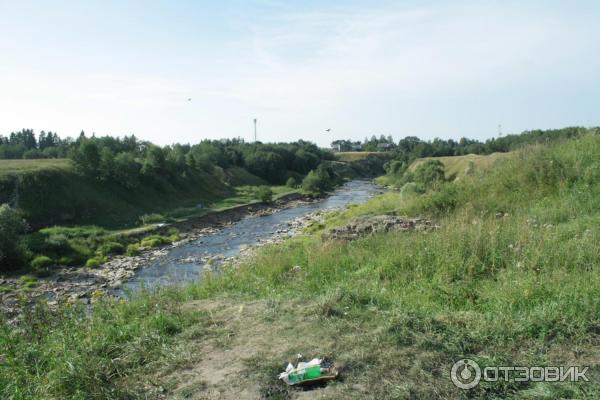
(323, 215), (436, 240)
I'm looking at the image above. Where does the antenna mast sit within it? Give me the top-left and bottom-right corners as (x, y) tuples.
(253, 118), (257, 142)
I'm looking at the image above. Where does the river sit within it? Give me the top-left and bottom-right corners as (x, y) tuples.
(122, 180), (383, 292)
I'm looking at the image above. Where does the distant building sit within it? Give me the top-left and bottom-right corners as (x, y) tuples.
(331, 140), (363, 152)
(377, 143), (394, 151)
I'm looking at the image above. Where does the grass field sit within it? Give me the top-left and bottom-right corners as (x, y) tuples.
(408, 152), (510, 179)
(0, 158), (70, 177)
(4, 135), (600, 398)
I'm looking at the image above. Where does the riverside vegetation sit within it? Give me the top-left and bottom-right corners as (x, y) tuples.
(2, 130), (600, 398)
(1, 133), (381, 277)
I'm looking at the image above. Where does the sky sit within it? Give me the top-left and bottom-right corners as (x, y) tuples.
(1, 0), (599, 147)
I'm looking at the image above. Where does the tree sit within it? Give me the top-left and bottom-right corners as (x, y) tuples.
(386, 160), (406, 175)
(23, 149), (44, 159)
(98, 147), (116, 180)
(113, 152), (140, 188)
(0, 204), (28, 271)
(301, 165), (333, 196)
(413, 160), (445, 188)
(71, 139), (101, 176)
(245, 151), (286, 183)
(255, 186), (273, 203)
(286, 177), (298, 188)
(141, 145), (166, 175)
(292, 149), (319, 174)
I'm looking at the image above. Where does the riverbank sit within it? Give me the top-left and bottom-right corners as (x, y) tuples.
(0, 191), (319, 318)
(1, 177), (386, 318)
(3, 136), (600, 399)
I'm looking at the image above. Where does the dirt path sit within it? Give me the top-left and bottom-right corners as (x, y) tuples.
(156, 299), (346, 400)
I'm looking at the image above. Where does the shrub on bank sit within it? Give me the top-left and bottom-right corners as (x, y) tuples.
(18, 274), (38, 288)
(400, 182), (420, 198)
(97, 241), (124, 256)
(139, 213), (166, 225)
(30, 255), (53, 269)
(301, 165), (334, 196)
(286, 177), (298, 188)
(44, 233), (71, 254)
(140, 235), (169, 248)
(126, 243), (140, 256)
(85, 258), (102, 268)
(255, 186), (273, 203)
(0, 204), (28, 272)
(30, 255), (54, 276)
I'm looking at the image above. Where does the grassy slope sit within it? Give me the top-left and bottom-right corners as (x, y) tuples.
(0, 160), (296, 271)
(0, 160), (269, 228)
(0, 158), (71, 177)
(3, 135), (600, 398)
(408, 152), (510, 179)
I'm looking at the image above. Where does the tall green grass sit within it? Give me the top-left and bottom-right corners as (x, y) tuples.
(186, 134), (600, 397)
(0, 290), (204, 399)
(2, 134), (600, 398)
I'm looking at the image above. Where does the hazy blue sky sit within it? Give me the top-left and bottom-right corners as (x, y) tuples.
(1, 0), (599, 146)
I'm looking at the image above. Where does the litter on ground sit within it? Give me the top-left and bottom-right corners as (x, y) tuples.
(278, 357), (338, 386)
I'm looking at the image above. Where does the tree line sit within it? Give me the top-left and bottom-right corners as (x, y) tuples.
(0, 130), (334, 186)
(68, 134), (332, 187)
(0, 129), (68, 159)
(0, 132), (336, 271)
(389, 126), (599, 164)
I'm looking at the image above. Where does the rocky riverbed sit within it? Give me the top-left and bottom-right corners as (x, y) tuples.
(0, 197), (324, 319)
(1, 180), (387, 320)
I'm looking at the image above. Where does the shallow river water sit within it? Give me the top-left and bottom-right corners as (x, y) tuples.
(122, 180), (383, 292)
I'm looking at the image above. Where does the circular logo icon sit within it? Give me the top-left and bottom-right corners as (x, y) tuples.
(451, 359), (481, 389)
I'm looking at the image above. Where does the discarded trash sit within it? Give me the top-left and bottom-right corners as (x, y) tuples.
(278, 357), (338, 386)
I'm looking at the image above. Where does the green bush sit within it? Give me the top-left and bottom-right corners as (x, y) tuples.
(412, 160), (445, 188)
(126, 243), (140, 256)
(44, 234), (71, 255)
(97, 241), (124, 256)
(301, 166), (333, 196)
(31, 255), (53, 269)
(85, 258), (102, 268)
(286, 177), (298, 188)
(0, 204), (28, 271)
(18, 275), (38, 288)
(386, 160), (407, 175)
(255, 186), (273, 203)
(139, 213), (166, 225)
(400, 182), (420, 198)
(141, 238), (162, 248)
(140, 235), (170, 248)
(58, 256), (76, 266)
(67, 239), (93, 262)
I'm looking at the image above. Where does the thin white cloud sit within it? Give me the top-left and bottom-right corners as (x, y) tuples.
(0, 1), (598, 145)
